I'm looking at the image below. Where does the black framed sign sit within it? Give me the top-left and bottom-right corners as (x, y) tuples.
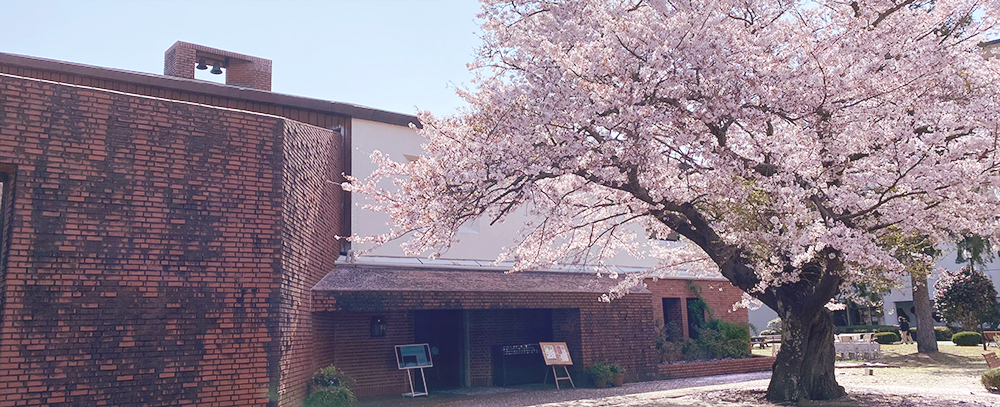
(395, 343), (433, 369)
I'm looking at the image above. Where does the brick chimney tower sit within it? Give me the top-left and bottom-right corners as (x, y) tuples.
(164, 41), (272, 91)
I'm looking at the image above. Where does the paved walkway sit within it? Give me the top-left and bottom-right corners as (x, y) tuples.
(355, 372), (771, 407)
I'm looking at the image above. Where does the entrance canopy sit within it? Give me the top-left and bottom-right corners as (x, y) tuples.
(313, 265), (649, 293)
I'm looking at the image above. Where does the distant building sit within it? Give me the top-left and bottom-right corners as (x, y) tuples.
(0, 42), (748, 406)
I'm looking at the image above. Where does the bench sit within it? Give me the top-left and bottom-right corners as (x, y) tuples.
(984, 331), (1000, 348)
(751, 335), (782, 348)
(984, 352), (1000, 369)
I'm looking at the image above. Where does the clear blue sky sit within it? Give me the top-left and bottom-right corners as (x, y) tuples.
(0, 0), (483, 116)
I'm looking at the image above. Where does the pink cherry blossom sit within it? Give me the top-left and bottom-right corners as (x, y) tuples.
(346, 0), (1000, 401)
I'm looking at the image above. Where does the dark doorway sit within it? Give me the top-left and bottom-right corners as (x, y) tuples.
(414, 310), (464, 390)
(662, 298), (682, 341)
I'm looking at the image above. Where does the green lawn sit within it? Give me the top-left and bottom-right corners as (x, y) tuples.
(752, 342), (994, 374)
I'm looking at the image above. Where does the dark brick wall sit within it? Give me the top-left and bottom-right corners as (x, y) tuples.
(0, 63), (347, 130)
(658, 356), (774, 379)
(276, 121), (342, 406)
(312, 311), (413, 397)
(0, 73), (341, 406)
(578, 293), (658, 383)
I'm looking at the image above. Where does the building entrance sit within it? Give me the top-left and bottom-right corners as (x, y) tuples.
(414, 310), (464, 390)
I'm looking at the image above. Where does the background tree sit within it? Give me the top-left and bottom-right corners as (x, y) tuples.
(954, 234), (995, 274)
(949, 234), (998, 349)
(348, 0), (1000, 402)
(933, 267), (1000, 338)
(883, 232), (939, 353)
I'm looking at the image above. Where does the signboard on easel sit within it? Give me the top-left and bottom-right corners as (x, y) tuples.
(395, 344), (433, 397)
(539, 342), (575, 389)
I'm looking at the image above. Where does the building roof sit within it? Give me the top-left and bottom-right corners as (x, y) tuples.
(0, 51), (419, 127)
(312, 265), (650, 294)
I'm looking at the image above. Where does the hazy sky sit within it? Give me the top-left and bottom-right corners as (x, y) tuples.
(0, 0), (483, 116)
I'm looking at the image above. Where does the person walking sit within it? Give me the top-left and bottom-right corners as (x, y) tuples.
(899, 316), (912, 344)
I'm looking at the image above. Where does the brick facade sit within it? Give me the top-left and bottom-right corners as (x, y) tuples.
(311, 289), (659, 396)
(275, 122), (342, 406)
(0, 72), (340, 406)
(658, 356), (775, 379)
(645, 278), (748, 338)
(312, 310), (414, 397)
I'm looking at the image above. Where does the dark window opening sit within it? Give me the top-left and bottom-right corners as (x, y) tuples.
(661, 298), (682, 341)
(686, 298), (706, 339)
(0, 170), (11, 269)
(0, 169), (13, 328)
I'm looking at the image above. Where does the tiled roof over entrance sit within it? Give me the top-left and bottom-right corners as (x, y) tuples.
(312, 265), (650, 294)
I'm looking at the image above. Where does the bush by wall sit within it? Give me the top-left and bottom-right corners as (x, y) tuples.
(934, 326), (954, 341)
(873, 332), (900, 344)
(656, 284), (751, 363)
(952, 331), (982, 346)
(305, 366), (355, 407)
(983, 368), (1000, 393)
(664, 319), (751, 362)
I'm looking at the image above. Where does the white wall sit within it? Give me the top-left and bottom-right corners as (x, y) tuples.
(349, 118), (661, 269)
(880, 248), (1000, 326)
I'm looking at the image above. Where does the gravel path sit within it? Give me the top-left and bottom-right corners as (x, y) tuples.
(356, 372), (772, 407)
(358, 346), (1000, 407)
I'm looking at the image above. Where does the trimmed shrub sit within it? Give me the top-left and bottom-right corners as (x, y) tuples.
(983, 368), (1000, 393)
(304, 386), (355, 407)
(874, 332), (900, 344)
(952, 331), (982, 346)
(306, 365), (355, 407)
(934, 326), (954, 341)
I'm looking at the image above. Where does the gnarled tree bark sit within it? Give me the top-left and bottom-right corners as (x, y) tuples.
(758, 257), (846, 402)
(768, 308), (845, 401)
(675, 204), (848, 403)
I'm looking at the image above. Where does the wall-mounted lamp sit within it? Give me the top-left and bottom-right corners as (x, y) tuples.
(370, 316), (387, 338)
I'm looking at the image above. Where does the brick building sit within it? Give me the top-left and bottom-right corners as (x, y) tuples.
(0, 42), (748, 406)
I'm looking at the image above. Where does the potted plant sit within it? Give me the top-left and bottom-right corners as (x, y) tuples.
(587, 362), (614, 388)
(609, 363), (625, 387)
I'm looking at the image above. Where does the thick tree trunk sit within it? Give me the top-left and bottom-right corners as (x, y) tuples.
(662, 208), (845, 402)
(767, 308), (846, 401)
(911, 273), (938, 353)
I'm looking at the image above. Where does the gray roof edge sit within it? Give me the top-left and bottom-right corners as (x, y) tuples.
(0, 52), (421, 128)
(311, 265), (653, 295)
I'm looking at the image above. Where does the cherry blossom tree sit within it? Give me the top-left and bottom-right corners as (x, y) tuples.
(347, 0), (1000, 402)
